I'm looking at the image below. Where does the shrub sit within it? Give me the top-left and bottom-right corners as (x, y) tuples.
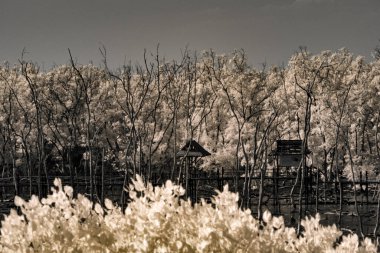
(0, 176), (377, 252)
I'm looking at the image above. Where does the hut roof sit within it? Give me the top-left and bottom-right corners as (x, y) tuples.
(273, 140), (311, 155)
(176, 139), (211, 157)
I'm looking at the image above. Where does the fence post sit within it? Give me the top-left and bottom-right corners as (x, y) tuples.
(221, 167), (224, 189)
(360, 171), (363, 205)
(316, 167), (319, 212)
(366, 171), (369, 205)
(101, 148), (105, 205)
(217, 168), (221, 191)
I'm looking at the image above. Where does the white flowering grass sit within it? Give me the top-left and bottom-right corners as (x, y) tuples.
(0, 176), (377, 252)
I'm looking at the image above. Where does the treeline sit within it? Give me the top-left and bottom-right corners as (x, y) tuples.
(0, 48), (380, 200)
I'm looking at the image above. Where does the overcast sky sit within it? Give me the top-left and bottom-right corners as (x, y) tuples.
(1, 0), (379, 70)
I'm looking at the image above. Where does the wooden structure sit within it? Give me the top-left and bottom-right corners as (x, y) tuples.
(176, 139), (211, 199)
(274, 140), (303, 167)
(176, 139), (211, 158)
(271, 140), (312, 214)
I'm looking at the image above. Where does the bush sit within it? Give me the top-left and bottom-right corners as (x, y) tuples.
(0, 176), (377, 252)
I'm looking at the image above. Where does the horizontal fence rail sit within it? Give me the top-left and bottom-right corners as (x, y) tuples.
(1, 169), (380, 238)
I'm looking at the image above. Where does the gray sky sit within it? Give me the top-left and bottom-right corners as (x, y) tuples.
(1, 0), (380, 70)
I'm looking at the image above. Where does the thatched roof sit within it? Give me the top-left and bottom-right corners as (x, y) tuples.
(176, 139), (211, 157)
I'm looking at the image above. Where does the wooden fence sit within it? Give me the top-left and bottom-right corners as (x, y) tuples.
(1, 169), (380, 237)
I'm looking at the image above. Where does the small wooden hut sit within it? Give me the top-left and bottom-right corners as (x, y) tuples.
(177, 139), (211, 198)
